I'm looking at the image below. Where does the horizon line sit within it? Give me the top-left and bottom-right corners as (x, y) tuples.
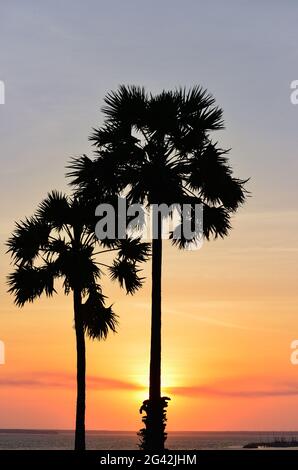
(1, 428), (298, 433)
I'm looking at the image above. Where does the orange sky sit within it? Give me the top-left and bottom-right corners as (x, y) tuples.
(1, 208), (298, 431)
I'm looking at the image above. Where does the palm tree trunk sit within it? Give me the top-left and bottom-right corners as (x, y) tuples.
(74, 287), (86, 451)
(148, 212), (164, 450)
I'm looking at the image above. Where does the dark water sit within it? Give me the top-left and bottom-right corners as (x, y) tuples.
(0, 431), (298, 450)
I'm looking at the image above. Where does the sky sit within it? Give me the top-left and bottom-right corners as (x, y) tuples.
(1, 0), (298, 432)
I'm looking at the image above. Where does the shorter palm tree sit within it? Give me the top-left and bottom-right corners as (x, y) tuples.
(7, 190), (150, 450)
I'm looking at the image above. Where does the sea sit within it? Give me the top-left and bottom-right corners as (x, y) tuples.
(0, 431), (298, 450)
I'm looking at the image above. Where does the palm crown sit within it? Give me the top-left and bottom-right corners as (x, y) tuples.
(7, 190), (150, 337)
(68, 85), (248, 245)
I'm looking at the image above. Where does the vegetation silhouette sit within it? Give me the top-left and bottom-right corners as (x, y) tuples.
(7, 190), (150, 450)
(68, 84), (249, 450)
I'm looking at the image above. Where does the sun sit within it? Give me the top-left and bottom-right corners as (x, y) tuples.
(132, 367), (180, 405)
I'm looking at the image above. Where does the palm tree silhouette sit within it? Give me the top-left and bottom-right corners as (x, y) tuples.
(7, 190), (149, 450)
(68, 85), (248, 450)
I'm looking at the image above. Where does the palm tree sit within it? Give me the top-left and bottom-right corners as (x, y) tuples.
(68, 85), (248, 450)
(7, 190), (149, 450)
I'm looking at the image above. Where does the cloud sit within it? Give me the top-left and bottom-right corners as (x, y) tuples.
(2, 372), (298, 400)
(167, 378), (298, 399)
(0, 372), (141, 391)
(168, 385), (298, 398)
(171, 309), (270, 332)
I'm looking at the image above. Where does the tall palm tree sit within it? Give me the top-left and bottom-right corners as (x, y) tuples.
(68, 85), (248, 450)
(7, 190), (149, 450)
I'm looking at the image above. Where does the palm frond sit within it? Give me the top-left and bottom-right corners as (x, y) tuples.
(7, 264), (56, 306)
(82, 288), (118, 340)
(188, 143), (248, 210)
(101, 84), (148, 128)
(6, 216), (50, 264)
(90, 124), (140, 148)
(68, 153), (127, 199)
(169, 199), (203, 249)
(67, 155), (95, 187)
(174, 85), (224, 131)
(109, 258), (144, 294)
(36, 190), (71, 231)
(116, 237), (151, 263)
(203, 205), (231, 239)
(47, 237), (70, 256)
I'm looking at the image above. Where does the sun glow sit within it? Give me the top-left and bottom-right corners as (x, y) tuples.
(131, 365), (181, 405)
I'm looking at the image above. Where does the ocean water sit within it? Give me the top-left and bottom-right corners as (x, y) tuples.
(0, 431), (298, 450)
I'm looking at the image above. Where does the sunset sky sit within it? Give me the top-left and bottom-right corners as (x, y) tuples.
(1, 0), (298, 431)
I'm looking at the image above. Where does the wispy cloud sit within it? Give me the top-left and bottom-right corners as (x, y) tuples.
(134, 301), (280, 333)
(2, 372), (298, 400)
(0, 372), (141, 391)
(167, 378), (298, 399)
(168, 385), (298, 398)
(169, 309), (269, 332)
